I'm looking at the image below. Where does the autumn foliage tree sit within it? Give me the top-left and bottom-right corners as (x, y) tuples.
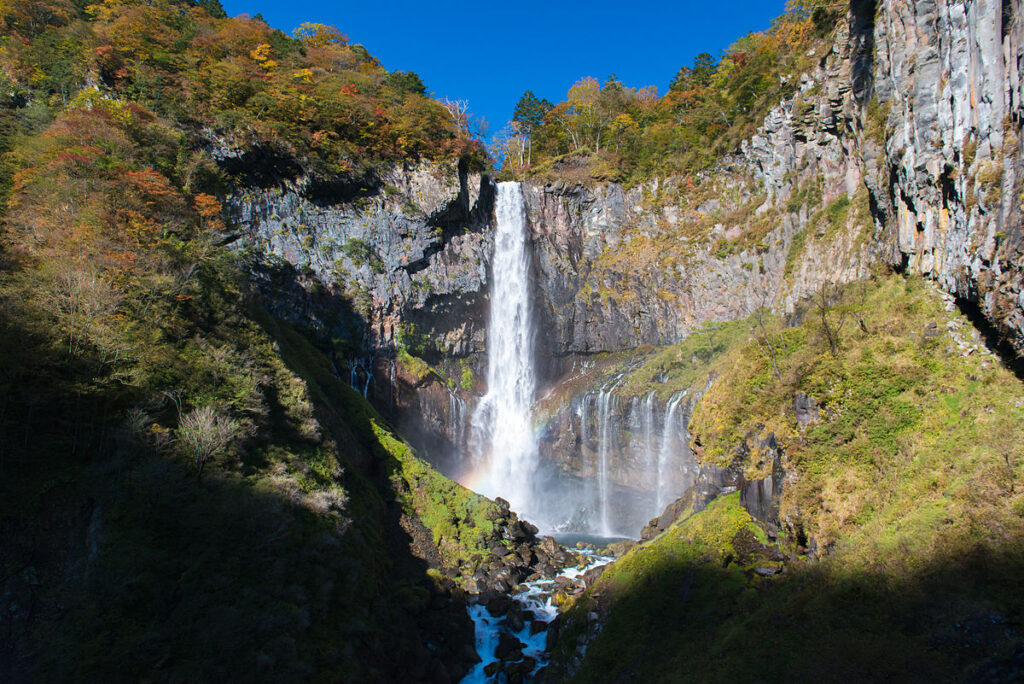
(0, 0), (486, 184)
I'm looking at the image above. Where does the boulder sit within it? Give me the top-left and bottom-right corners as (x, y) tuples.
(793, 393), (819, 426)
(539, 536), (560, 556)
(582, 564), (607, 588)
(486, 596), (512, 617)
(503, 610), (525, 632)
(494, 633), (526, 660)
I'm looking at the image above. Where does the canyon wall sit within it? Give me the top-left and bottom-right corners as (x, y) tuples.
(225, 159), (495, 359)
(526, 0), (1024, 363)
(225, 0), (1024, 531)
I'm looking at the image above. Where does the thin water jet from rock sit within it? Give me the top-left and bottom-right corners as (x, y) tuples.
(448, 390), (467, 452)
(642, 391), (657, 491)
(579, 393), (595, 524)
(657, 390), (687, 510)
(596, 378), (624, 536)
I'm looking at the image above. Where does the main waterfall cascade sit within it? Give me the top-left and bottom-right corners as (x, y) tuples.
(469, 182), (539, 517)
(456, 181), (699, 536)
(595, 380), (622, 537)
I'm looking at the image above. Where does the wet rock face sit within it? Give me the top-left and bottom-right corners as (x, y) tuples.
(534, 382), (704, 534)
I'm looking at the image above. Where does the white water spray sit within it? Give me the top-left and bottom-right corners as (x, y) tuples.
(471, 182), (538, 515)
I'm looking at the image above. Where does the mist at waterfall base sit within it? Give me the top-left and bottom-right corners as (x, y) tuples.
(452, 182), (697, 538)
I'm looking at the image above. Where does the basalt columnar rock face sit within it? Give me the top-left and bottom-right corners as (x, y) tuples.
(868, 0), (1024, 355)
(523, 0), (1024, 367)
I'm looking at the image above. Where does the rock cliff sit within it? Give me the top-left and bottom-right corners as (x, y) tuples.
(225, 0), (1024, 535)
(518, 0), (1024, 367)
(227, 159), (495, 359)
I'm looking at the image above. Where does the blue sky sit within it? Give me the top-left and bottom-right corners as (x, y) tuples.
(220, 1), (788, 139)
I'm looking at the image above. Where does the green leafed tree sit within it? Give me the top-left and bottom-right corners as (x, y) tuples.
(384, 70), (427, 97)
(512, 90), (553, 165)
(670, 52), (718, 92)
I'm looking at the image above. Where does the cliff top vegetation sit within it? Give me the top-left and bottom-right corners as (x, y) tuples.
(496, 0), (844, 186)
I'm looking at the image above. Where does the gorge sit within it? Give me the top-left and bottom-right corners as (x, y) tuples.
(3, 0), (1024, 682)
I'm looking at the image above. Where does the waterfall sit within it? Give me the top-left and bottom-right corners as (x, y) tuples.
(596, 379), (622, 536)
(470, 182), (537, 516)
(642, 391), (657, 490)
(449, 391), (466, 451)
(656, 391), (687, 510)
(348, 356), (373, 397)
(596, 389), (612, 535)
(578, 394), (595, 520)
(388, 359), (395, 410)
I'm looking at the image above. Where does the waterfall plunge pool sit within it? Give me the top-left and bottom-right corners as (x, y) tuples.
(552, 533), (632, 548)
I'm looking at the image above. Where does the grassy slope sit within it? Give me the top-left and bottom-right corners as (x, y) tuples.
(692, 275), (1024, 557)
(258, 309), (501, 577)
(549, 274), (1024, 682)
(614, 317), (751, 402)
